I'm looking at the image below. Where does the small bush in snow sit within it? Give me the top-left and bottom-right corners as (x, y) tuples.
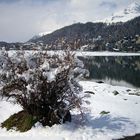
(0, 48), (88, 131)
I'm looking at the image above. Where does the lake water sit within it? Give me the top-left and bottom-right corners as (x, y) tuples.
(78, 55), (140, 88)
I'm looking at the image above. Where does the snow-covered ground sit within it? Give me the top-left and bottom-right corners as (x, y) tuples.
(43, 51), (140, 57)
(75, 51), (140, 56)
(0, 81), (140, 140)
(5, 50), (140, 58)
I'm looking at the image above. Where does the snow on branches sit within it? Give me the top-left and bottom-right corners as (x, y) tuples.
(0, 48), (88, 129)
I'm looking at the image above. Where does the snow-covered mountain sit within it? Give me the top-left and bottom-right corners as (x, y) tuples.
(105, 2), (140, 23)
(30, 35), (41, 40)
(29, 31), (51, 42)
(32, 2), (140, 42)
(39, 31), (51, 36)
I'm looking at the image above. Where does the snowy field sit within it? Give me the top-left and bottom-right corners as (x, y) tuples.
(0, 81), (140, 140)
(5, 50), (140, 57)
(40, 50), (140, 57)
(75, 51), (140, 56)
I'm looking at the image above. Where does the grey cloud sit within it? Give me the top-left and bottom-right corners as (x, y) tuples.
(100, 1), (117, 9)
(0, 0), (19, 4)
(0, 0), (65, 5)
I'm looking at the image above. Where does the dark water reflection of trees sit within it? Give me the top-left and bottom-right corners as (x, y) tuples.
(79, 56), (140, 88)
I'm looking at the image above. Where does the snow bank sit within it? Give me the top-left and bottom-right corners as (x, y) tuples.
(0, 81), (140, 140)
(5, 50), (140, 57)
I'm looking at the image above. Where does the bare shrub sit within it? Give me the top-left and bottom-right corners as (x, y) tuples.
(0, 48), (88, 131)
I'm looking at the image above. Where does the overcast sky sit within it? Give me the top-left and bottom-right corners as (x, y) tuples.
(0, 0), (137, 42)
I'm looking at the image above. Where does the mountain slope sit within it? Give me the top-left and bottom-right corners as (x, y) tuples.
(105, 2), (140, 23)
(31, 1), (140, 43)
(29, 16), (140, 51)
(30, 16), (140, 43)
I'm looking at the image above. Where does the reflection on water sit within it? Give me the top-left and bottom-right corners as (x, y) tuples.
(78, 56), (140, 88)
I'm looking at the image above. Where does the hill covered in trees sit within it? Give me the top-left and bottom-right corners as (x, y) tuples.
(0, 16), (140, 52)
(29, 16), (140, 52)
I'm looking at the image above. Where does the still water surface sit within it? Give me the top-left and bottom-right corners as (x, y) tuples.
(79, 55), (140, 88)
